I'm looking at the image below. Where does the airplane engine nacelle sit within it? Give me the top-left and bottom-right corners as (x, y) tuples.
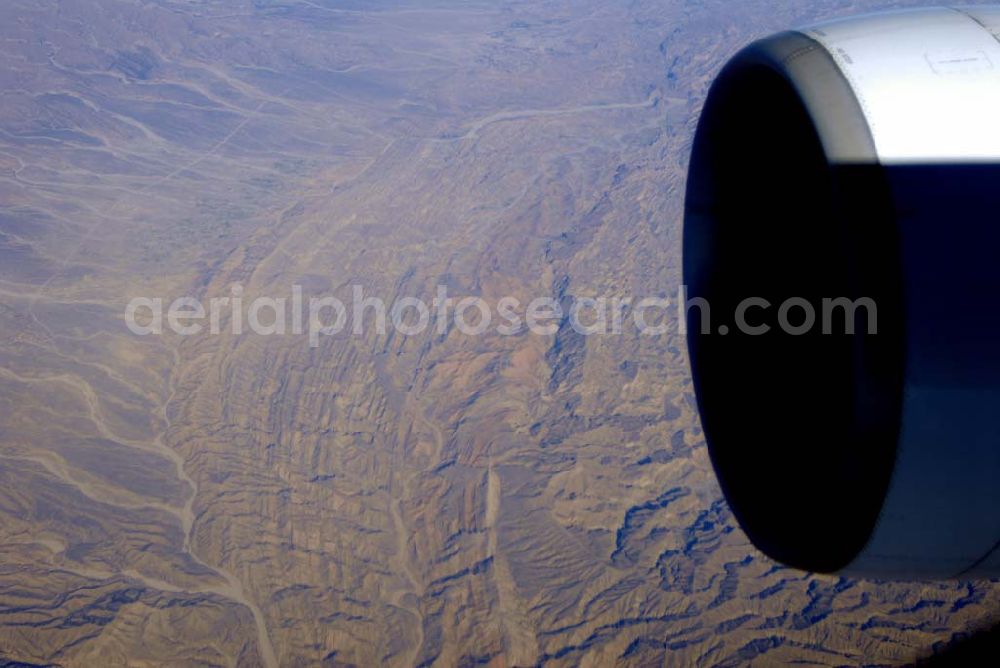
(683, 6), (1000, 577)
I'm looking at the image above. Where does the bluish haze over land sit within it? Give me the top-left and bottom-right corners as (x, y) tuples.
(0, 0), (996, 665)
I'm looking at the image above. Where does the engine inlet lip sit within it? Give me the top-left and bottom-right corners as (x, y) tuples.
(683, 31), (905, 574)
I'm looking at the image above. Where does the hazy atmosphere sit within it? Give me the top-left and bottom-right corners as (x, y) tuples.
(0, 0), (997, 665)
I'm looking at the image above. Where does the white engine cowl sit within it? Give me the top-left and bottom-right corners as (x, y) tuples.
(684, 7), (1000, 578)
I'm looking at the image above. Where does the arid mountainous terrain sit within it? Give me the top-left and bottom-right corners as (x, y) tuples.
(0, 0), (997, 665)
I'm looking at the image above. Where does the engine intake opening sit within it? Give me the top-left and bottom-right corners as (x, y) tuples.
(683, 42), (904, 573)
